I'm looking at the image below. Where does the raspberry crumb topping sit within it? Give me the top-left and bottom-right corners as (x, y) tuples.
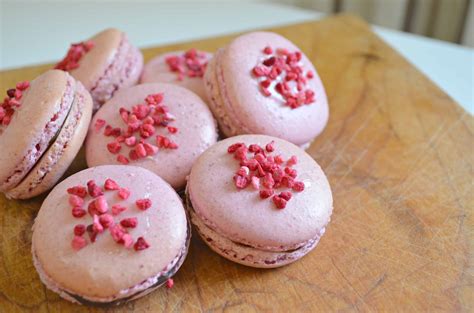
(134, 237), (150, 251)
(67, 178), (152, 252)
(119, 234), (134, 248)
(69, 195), (84, 207)
(228, 141), (305, 209)
(120, 217), (138, 228)
(251, 46), (315, 109)
(165, 49), (208, 81)
(55, 41), (94, 71)
(71, 236), (87, 251)
(72, 207), (87, 218)
(166, 278), (174, 289)
(1, 81), (30, 127)
(136, 199), (152, 211)
(117, 187), (130, 200)
(104, 178), (119, 190)
(97, 93), (179, 165)
(117, 154), (130, 165)
(112, 204), (127, 216)
(67, 186), (87, 198)
(87, 180), (104, 198)
(74, 224), (86, 236)
(94, 119), (106, 131)
(99, 213), (114, 228)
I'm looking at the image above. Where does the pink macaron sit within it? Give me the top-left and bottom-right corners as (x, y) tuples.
(32, 165), (190, 305)
(85, 83), (217, 190)
(0, 70), (93, 199)
(140, 49), (212, 102)
(186, 134), (332, 268)
(55, 28), (144, 110)
(204, 32), (329, 147)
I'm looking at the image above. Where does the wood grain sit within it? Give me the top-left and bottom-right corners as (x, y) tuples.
(0, 14), (472, 312)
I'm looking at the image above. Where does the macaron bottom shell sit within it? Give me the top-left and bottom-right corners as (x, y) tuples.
(204, 49), (245, 139)
(186, 192), (325, 268)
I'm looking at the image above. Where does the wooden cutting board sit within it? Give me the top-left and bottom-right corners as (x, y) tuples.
(0, 14), (472, 312)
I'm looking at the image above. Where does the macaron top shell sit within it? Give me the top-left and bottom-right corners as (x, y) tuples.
(188, 135), (332, 250)
(0, 70), (74, 191)
(32, 165), (187, 299)
(216, 32), (329, 146)
(140, 50), (212, 101)
(86, 83), (217, 190)
(69, 28), (122, 91)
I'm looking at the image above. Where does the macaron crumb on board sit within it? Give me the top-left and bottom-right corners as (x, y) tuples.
(0, 14), (472, 312)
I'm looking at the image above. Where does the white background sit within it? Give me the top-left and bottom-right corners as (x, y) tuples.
(1, 1), (472, 113)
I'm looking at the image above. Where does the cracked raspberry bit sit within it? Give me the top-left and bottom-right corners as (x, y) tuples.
(165, 49), (209, 80)
(134, 237), (150, 251)
(118, 187), (130, 200)
(109, 224), (127, 242)
(69, 195), (84, 207)
(272, 195), (287, 209)
(99, 214), (114, 228)
(104, 178), (120, 190)
(0, 81), (30, 126)
(74, 224), (86, 236)
(96, 93), (180, 163)
(94, 119), (106, 131)
(120, 233), (134, 248)
(55, 41), (94, 71)
(94, 197), (108, 215)
(71, 236), (87, 250)
(67, 185), (87, 198)
(72, 207), (87, 218)
(120, 217), (138, 228)
(87, 180), (104, 197)
(136, 198), (152, 210)
(228, 141), (304, 209)
(251, 47), (315, 109)
(112, 204), (127, 216)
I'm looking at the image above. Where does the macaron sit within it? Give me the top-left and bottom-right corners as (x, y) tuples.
(204, 31), (329, 147)
(55, 28), (144, 110)
(0, 69), (93, 199)
(85, 83), (217, 190)
(32, 165), (190, 305)
(186, 134), (332, 268)
(140, 49), (212, 102)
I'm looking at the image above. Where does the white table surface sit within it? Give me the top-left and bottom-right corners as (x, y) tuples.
(1, 2), (472, 113)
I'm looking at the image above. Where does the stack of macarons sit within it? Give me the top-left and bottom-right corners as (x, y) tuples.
(1, 28), (332, 306)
